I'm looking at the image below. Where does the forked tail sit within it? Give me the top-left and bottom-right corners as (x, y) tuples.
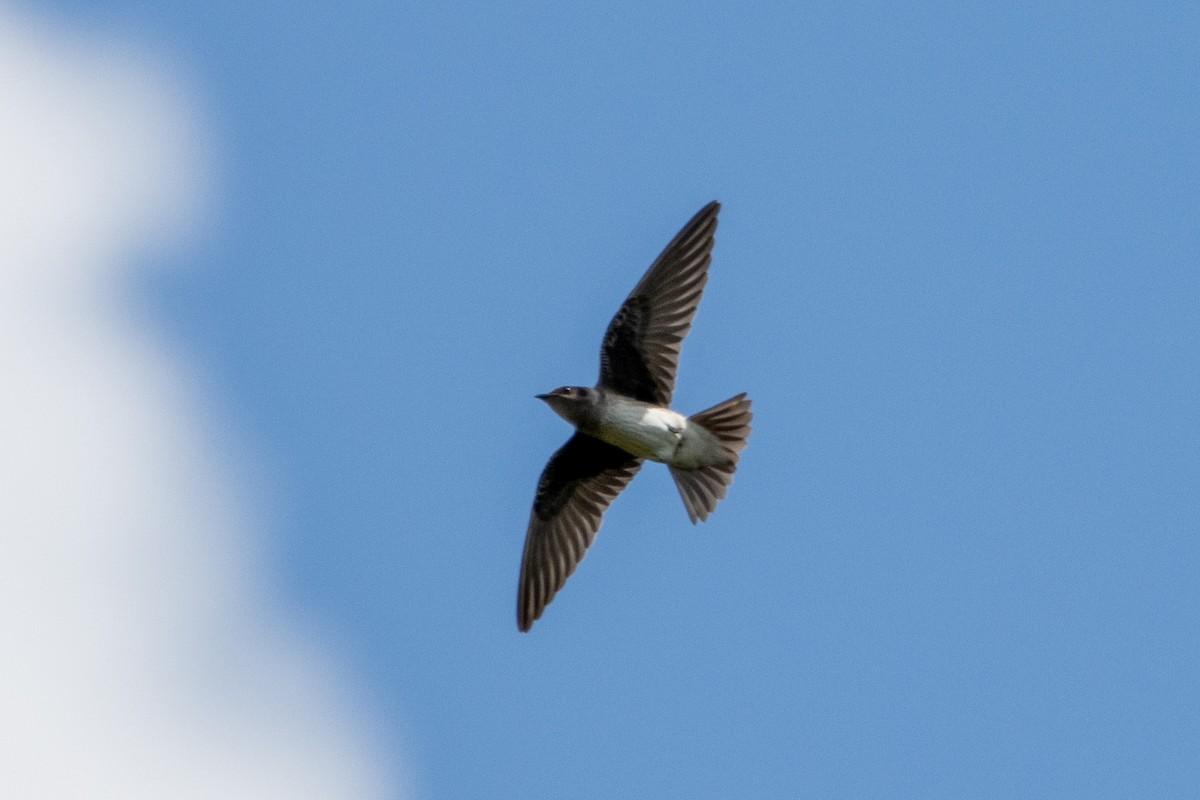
(669, 393), (753, 524)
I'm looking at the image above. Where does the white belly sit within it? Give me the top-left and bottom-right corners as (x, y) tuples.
(595, 405), (689, 463)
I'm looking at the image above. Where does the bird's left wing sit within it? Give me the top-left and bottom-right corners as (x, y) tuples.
(517, 433), (643, 631)
(599, 201), (720, 405)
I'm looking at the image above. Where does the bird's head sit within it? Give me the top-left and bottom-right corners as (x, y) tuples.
(536, 386), (597, 426)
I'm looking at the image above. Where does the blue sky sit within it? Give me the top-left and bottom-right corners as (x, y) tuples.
(11, 2), (1199, 797)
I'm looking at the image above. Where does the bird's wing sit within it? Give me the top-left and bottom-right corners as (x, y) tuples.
(517, 433), (643, 631)
(599, 201), (720, 405)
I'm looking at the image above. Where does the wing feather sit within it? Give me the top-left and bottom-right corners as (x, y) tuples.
(517, 433), (643, 631)
(599, 201), (720, 405)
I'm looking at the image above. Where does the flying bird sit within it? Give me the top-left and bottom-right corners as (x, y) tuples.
(517, 201), (752, 631)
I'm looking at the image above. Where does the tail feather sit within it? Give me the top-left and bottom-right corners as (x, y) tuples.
(670, 393), (752, 523)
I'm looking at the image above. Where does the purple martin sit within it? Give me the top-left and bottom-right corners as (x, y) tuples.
(517, 201), (752, 631)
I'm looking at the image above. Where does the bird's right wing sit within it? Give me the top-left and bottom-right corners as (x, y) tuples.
(517, 433), (643, 631)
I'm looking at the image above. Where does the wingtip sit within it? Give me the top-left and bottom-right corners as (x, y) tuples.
(517, 602), (537, 632)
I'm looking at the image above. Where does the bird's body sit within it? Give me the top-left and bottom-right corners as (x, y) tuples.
(592, 397), (693, 465)
(544, 387), (726, 469)
(518, 201), (752, 631)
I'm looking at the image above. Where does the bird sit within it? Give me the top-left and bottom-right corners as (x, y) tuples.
(517, 201), (752, 631)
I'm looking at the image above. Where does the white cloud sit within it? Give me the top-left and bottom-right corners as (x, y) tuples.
(0, 7), (406, 797)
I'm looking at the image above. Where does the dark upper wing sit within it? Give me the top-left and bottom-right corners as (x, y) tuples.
(517, 433), (643, 631)
(599, 201), (720, 405)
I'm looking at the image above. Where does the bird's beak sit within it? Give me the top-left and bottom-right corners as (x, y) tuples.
(535, 393), (551, 401)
